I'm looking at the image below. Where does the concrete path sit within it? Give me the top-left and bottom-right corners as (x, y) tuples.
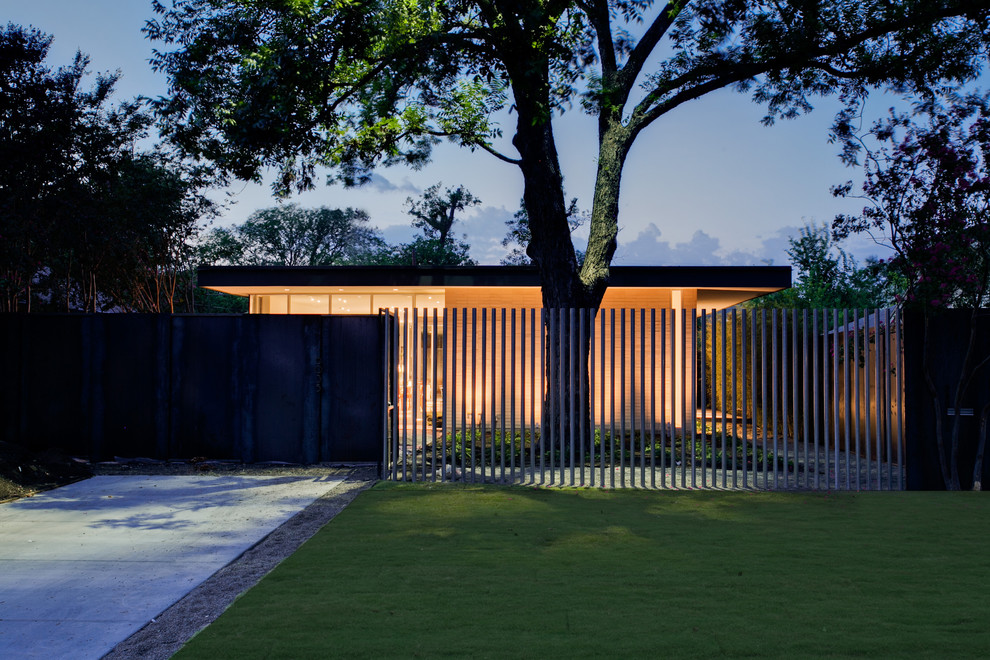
(0, 473), (348, 660)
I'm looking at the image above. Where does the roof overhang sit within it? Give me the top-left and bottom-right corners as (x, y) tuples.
(198, 265), (792, 297)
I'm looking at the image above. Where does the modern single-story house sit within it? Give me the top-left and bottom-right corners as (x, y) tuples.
(197, 264), (791, 315)
(198, 264), (791, 430)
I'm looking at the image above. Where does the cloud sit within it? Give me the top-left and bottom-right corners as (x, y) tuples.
(459, 205), (516, 264)
(615, 224), (734, 265)
(365, 173), (420, 194)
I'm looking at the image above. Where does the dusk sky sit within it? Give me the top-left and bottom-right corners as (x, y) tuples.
(5, 1), (910, 266)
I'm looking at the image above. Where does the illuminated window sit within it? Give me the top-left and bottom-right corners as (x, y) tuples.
(331, 294), (371, 314)
(255, 295), (288, 313)
(290, 295), (330, 314)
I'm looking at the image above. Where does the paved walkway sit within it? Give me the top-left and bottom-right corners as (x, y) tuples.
(0, 473), (348, 660)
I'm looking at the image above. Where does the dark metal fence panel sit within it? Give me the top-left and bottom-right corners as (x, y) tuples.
(323, 315), (384, 462)
(904, 309), (990, 490)
(1, 313), (383, 463)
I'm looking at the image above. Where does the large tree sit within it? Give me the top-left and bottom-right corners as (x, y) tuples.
(147, 1), (990, 445)
(147, 0), (990, 308)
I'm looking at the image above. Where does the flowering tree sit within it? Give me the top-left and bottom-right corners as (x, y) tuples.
(833, 94), (990, 489)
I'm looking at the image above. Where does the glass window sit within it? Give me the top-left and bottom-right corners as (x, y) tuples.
(255, 295), (288, 314)
(290, 295), (330, 314)
(331, 294), (371, 314)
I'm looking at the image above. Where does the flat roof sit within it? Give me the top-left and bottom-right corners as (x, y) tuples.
(198, 265), (792, 290)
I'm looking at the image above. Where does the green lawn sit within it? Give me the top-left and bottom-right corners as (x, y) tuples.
(176, 485), (990, 659)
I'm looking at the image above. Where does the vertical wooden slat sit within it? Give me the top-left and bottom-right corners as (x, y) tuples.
(640, 308), (647, 488)
(490, 308), (497, 482)
(853, 308), (862, 491)
(621, 309), (628, 488)
(832, 309), (840, 491)
(432, 309), (439, 481)
(469, 308), (477, 482)
(895, 308), (904, 490)
(690, 309), (697, 489)
(412, 307), (419, 482)
(731, 309), (737, 489)
(884, 307), (893, 490)
(741, 309), (748, 489)
(760, 309), (768, 486)
(510, 308), (517, 483)
(791, 309), (799, 490)
(445, 309), (454, 482)
(771, 309), (779, 489)
(680, 308), (687, 487)
(843, 309), (851, 490)
(610, 308), (616, 489)
(539, 308), (546, 484)
(660, 309), (667, 489)
(813, 309), (821, 490)
(569, 308), (577, 486)
(581, 308), (588, 487)
(863, 308), (872, 490)
(774, 309), (790, 488)
(479, 308), (487, 482)
(600, 309), (607, 487)
(630, 308), (639, 488)
(650, 308), (657, 489)
(500, 308), (507, 483)
(873, 309), (881, 490)
(700, 310), (708, 489)
(713, 309), (737, 488)
(586, 308), (594, 487)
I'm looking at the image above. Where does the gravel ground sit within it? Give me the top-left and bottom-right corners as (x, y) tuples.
(97, 462), (378, 660)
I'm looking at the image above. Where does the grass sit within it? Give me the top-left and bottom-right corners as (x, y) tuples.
(176, 485), (990, 659)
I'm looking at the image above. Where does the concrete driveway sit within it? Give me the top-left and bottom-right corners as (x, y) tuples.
(0, 473), (350, 659)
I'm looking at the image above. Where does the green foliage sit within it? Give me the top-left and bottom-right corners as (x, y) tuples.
(748, 223), (897, 310)
(833, 93), (990, 310)
(198, 204), (383, 266)
(399, 182), (479, 265)
(0, 24), (216, 313)
(147, 1), (990, 310)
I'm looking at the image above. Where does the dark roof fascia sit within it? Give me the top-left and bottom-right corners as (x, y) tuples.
(197, 265), (792, 290)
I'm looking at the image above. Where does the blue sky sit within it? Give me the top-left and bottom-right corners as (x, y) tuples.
(5, 1), (902, 266)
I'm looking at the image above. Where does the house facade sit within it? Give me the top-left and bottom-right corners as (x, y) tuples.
(198, 265), (791, 430)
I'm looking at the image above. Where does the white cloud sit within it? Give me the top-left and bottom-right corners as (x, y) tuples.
(365, 173), (420, 194)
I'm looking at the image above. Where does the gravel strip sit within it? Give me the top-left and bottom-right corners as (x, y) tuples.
(100, 465), (378, 660)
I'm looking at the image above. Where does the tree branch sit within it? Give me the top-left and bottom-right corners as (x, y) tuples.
(630, 1), (982, 134)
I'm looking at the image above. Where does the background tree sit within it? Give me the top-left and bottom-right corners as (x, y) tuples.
(0, 23), (215, 313)
(833, 93), (990, 490)
(405, 183), (479, 252)
(199, 205), (383, 266)
(749, 222), (897, 310)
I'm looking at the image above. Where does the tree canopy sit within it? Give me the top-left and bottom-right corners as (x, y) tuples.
(1, 22), (215, 313)
(833, 93), (990, 310)
(147, 0), (990, 308)
(199, 204), (383, 266)
(748, 223), (898, 310)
